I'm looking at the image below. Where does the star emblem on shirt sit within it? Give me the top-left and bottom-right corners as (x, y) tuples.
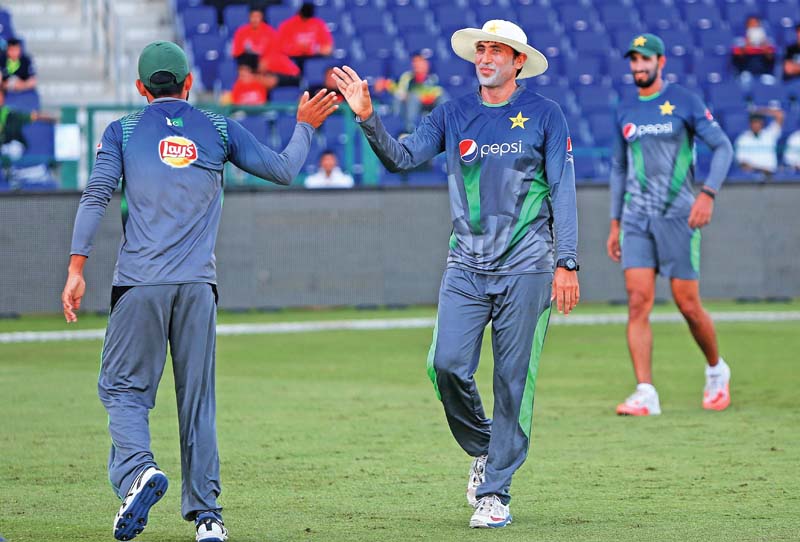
(509, 111), (529, 129)
(633, 35), (647, 47)
(659, 100), (676, 115)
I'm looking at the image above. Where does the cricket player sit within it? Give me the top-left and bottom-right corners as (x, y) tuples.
(60, 41), (337, 541)
(607, 34), (734, 416)
(333, 20), (579, 528)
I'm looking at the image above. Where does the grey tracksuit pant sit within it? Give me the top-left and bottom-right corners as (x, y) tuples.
(426, 267), (553, 505)
(98, 282), (220, 521)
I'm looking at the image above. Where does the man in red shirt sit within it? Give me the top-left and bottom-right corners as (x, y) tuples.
(277, 3), (333, 60)
(231, 7), (278, 59)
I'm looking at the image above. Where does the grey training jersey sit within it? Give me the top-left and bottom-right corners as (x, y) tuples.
(70, 98), (313, 286)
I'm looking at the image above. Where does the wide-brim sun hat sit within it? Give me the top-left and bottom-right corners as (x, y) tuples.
(451, 19), (548, 79)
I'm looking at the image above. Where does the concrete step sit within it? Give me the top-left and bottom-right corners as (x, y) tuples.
(122, 26), (177, 53)
(21, 27), (95, 54)
(39, 81), (117, 106)
(4, 1), (80, 18)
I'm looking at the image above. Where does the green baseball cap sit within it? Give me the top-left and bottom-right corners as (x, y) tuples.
(624, 33), (665, 58)
(138, 41), (190, 89)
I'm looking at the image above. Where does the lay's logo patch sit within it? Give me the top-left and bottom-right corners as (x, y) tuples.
(159, 136), (198, 168)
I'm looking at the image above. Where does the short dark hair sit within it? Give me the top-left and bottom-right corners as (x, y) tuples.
(7, 37), (20, 47)
(321, 149), (337, 159)
(145, 70), (185, 98)
(237, 52), (260, 71)
(299, 2), (314, 18)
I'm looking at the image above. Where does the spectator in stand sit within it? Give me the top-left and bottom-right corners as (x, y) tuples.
(221, 53), (274, 106)
(783, 24), (800, 81)
(277, 2), (333, 71)
(309, 66), (345, 104)
(375, 52), (448, 132)
(231, 6), (278, 59)
(1, 38), (37, 92)
(732, 16), (776, 79)
(304, 150), (354, 189)
(259, 47), (301, 87)
(783, 127), (800, 170)
(734, 108), (783, 177)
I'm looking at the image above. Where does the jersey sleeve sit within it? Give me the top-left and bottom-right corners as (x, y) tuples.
(357, 103), (445, 172)
(70, 122), (123, 256)
(609, 107), (627, 220)
(688, 92), (733, 192)
(544, 103), (578, 261)
(226, 117), (313, 185)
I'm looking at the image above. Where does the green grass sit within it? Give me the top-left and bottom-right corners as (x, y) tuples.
(1, 311), (798, 541)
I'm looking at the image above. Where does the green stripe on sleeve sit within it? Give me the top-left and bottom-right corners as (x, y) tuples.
(630, 140), (648, 192)
(449, 232), (457, 250)
(518, 305), (552, 440)
(666, 137), (693, 211)
(691, 228), (701, 274)
(426, 316), (441, 400)
(461, 163), (483, 234)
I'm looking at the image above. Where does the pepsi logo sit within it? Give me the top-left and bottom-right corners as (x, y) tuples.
(705, 108), (714, 121)
(459, 139), (479, 163)
(566, 137), (572, 152)
(159, 136), (198, 168)
(622, 123), (637, 141)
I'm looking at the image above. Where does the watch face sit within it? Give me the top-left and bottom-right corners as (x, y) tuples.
(567, 258), (576, 269)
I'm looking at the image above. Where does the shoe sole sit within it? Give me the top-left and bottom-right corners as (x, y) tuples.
(470, 515), (513, 528)
(616, 406), (660, 416)
(114, 472), (168, 541)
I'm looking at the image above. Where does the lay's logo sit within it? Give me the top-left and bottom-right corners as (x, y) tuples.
(159, 136), (198, 168)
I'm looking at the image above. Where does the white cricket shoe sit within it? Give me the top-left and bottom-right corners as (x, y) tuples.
(703, 358), (731, 411)
(470, 495), (512, 528)
(113, 466), (168, 541)
(466, 454), (488, 507)
(195, 511), (228, 542)
(616, 383), (661, 416)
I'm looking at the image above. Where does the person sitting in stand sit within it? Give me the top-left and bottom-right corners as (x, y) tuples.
(304, 149), (354, 189)
(222, 53), (275, 106)
(277, 2), (333, 72)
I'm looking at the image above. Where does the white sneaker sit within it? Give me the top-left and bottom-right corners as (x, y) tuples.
(113, 466), (168, 541)
(704, 359), (731, 411)
(195, 511), (228, 542)
(616, 383), (661, 416)
(470, 495), (512, 528)
(466, 454), (487, 507)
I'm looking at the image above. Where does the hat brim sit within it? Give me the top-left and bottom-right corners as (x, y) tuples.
(624, 46), (659, 58)
(451, 28), (548, 79)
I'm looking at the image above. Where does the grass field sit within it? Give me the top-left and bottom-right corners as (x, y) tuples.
(1, 304), (799, 541)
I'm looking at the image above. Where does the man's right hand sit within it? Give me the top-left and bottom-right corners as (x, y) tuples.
(62, 255), (87, 323)
(607, 220), (621, 263)
(296, 89), (339, 128)
(332, 66), (373, 119)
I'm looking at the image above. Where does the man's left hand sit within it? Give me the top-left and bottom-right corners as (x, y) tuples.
(552, 268), (580, 316)
(688, 191), (715, 229)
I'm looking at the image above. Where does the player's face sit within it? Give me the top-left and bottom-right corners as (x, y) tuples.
(629, 52), (661, 88)
(474, 41), (522, 88)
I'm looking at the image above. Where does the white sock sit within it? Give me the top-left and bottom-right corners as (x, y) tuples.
(707, 358), (727, 375)
(636, 382), (657, 395)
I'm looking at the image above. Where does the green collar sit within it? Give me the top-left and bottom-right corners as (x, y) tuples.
(638, 82), (668, 102)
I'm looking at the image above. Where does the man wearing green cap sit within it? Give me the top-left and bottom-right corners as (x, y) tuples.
(607, 34), (734, 417)
(61, 41), (338, 541)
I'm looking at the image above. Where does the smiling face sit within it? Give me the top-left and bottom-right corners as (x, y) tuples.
(629, 51), (664, 89)
(474, 41), (525, 88)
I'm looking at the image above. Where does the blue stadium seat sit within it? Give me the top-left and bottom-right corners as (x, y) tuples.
(766, 3), (800, 31)
(749, 83), (788, 108)
(266, 5), (295, 27)
(392, 9), (430, 32)
(21, 121), (54, 165)
(564, 54), (607, 85)
(274, 114), (297, 147)
(433, 6), (475, 30)
(663, 55), (690, 77)
(608, 59), (634, 87)
(558, 5), (597, 31)
(360, 32), (396, 59)
(355, 58), (386, 81)
(658, 29), (696, 57)
(724, 3), (751, 34)
(697, 28), (734, 56)
(331, 31), (354, 60)
(303, 58), (332, 86)
(191, 34), (226, 90)
(223, 4), (249, 34)
(475, 5), (517, 25)
(175, 0), (203, 12)
(531, 30), (565, 58)
(641, 5), (681, 31)
(218, 58), (238, 90)
(684, 4), (722, 30)
(348, 6), (386, 33)
(575, 86), (616, 113)
(0, 9), (14, 38)
(316, 6), (343, 32)
(719, 111), (750, 139)
(401, 32), (440, 58)
(694, 54), (731, 84)
(599, 5), (640, 31)
(572, 32), (612, 55)
(5, 89), (40, 112)
(706, 82), (747, 113)
(182, 6), (218, 38)
(517, 8), (559, 32)
(269, 87), (300, 104)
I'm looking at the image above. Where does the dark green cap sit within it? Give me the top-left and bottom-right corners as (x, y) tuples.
(138, 41), (190, 89)
(624, 33), (665, 58)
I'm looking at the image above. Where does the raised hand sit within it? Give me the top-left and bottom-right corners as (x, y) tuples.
(296, 89), (339, 128)
(332, 66), (373, 119)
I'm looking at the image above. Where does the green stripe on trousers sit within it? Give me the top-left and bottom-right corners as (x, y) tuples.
(518, 305), (552, 440)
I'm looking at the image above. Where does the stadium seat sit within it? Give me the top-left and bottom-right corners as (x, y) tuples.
(766, 3), (800, 31)
(475, 5), (517, 25)
(719, 111), (750, 138)
(5, 89), (40, 112)
(355, 58), (386, 82)
(360, 32), (396, 60)
(21, 121), (55, 165)
(316, 6), (343, 32)
(223, 4), (250, 34)
(392, 9), (430, 33)
(572, 31), (612, 55)
(348, 6), (386, 33)
(684, 4), (722, 30)
(175, 0), (203, 12)
(707, 82), (747, 113)
(641, 5), (681, 31)
(517, 8), (559, 32)
(218, 58), (238, 91)
(191, 35), (226, 90)
(530, 30), (564, 58)
(558, 5), (597, 31)
(564, 54), (607, 85)
(269, 87), (300, 104)
(401, 32), (440, 58)
(433, 6), (476, 31)
(273, 114), (297, 147)
(588, 112), (617, 144)
(694, 54), (731, 84)
(750, 83), (788, 108)
(0, 9), (14, 39)
(658, 29), (696, 57)
(266, 5), (295, 27)
(575, 86), (616, 113)
(303, 58), (332, 87)
(697, 28), (735, 57)
(599, 5), (640, 31)
(182, 6), (218, 38)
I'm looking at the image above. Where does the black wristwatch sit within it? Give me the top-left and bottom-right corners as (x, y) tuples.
(556, 257), (579, 272)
